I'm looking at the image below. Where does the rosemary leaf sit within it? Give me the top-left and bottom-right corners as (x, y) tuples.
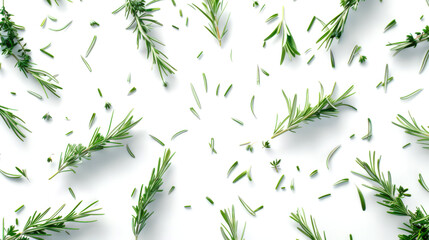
(149, 134), (165, 146)
(326, 145), (341, 169)
(400, 89), (423, 100)
(171, 129), (188, 140)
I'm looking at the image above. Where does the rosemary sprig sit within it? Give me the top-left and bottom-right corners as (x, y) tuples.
(270, 159), (281, 172)
(132, 149), (174, 240)
(387, 26), (429, 55)
(393, 112), (429, 149)
(272, 83), (355, 139)
(317, 0), (363, 50)
(113, 0), (176, 86)
(2, 201), (102, 240)
(49, 110), (142, 179)
(0, 105), (30, 141)
(354, 151), (429, 238)
(264, 7), (300, 64)
(192, 0), (230, 46)
(0, 6), (62, 98)
(290, 209), (326, 240)
(220, 205), (245, 240)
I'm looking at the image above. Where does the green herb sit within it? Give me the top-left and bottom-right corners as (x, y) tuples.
(318, 193), (331, 200)
(402, 143), (411, 148)
(266, 13), (278, 23)
(348, 45), (361, 65)
(190, 83), (201, 109)
(27, 90), (43, 100)
(317, 0), (364, 50)
(49, 110), (142, 179)
(171, 129), (188, 140)
(171, 0), (176, 6)
(126, 144), (135, 158)
(250, 96), (256, 118)
(209, 138), (217, 154)
(333, 178), (349, 186)
(276, 174), (284, 190)
(262, 141), (270, 148)
(326, 145), (341, 169)
(14, 167), (28, 181)
(261, 68), (269, 76)
(41, 17), (47, 27)
(227, 161), (238, 177)
(418, 173), (429, 192)
(270, 159), (281, 173)
(290, 209), (326, 240)
(45, 0), (72, 6)
(296, 166), (300, 172)
(202, 73), (208, 92)
(128, 87), (136, 95)
(353, 151), (429, 239)
(245, 144), (253, 153)
(86, 35), (97, 58)
(68, 187), (76, 199)
(361, 118), (372, 141)
(186, 17), (189, 26)
(206, 196), (214, 205)
(0, 168), (23, 179)
(359, 55), (367, 63)
(150, 134), (165, 146)
(216, 84), (220, 96)
(247, 167), (252, 181)
(132, 149), (173, 239)
(172, 25), (179, 30)
(224, 84), (233, 97)
(192, 0), (230, 46)
(49, 20), (72, 31)
(2, 201), (101, 240)
(48, 16), (57, 22)
(113, 0), (176, 86)
(233, 170), (247, 183)
(252, 1), (259, 8)
(10, 92), (16, 96)
(264, 7), (300, 64)
(420, 49), (429, 73)
(0, 7), (62, 98)
(232, 118), (243, 126)
(384, 19), (396, 32)
(307, 16), (316, 32)
(197, 51), (203, 59)
(89, 113), (96, 129)
(127, 73), (132, 83)
(400, 88), (423, 100)
(105, 102), (112, 110)
(190, 107), (200, 119)
(65, 130), (73, 136)
(387, 25), (429, 55)
(131, 188), (137, 197)
(80, 55), (92, 72)
(238, 196), (255, 216)
(40, 46), (54, 58)
(272, 83), (355, 139)
(168, 186), (175, 194)
(179, 9), (183, 17)
(42, 113), (52, 121)
(0, 105), (30, 141)
(220, 205), (246, 240)
(309, 170), (318, 177)
(356, 186), (366, 211)
(15, 205), (24, 213)
(307, 55), (315, 65)
(184, 205), (191, 208)
(256, 65), (260, 85)
(330, 50), (335, 68)
(90, 21), (100, 27)
(290, 179), (295, 191)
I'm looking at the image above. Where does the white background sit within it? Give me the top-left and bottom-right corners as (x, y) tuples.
(1, 0), (429, 239)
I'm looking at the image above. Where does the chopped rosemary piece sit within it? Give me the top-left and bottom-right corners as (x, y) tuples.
(86, 35), (97, 58)
(184, 205), (191, 208)
(42, 113), (52, 121)
(356, 186), (366, 211)
(15, 205), (24, 213)
(384, 19), (397, 32)
(216, 84), (220, 96)
(206, 196), (214, 205)
(27, 90), (43, 100)
(209, 138), (217, 154)
(250, 96), (256, 118)
(233, 170), (247, 183)
(68, 187), (76, 199)
(418, 173), (429, 192)
(128, 87), (136, 95)
(97, 88), (103, 97)
(203, 73), (208, 92)
(309, 170), (318, 177)
(49, 20), (72, 31)
(168, 186), (175, 194)
(348, 45), (361, 65)
(420, 49), (429, 73)
(238, 196), (255, 216)
(227, 161), (238, 177)
(232, 118), (243, 126)
(89, 113), (96, 129)
(330, 50), (335, 68)
(270, 159), (281, 173)
(361, 118), (372, 141)
(307, 55), (315, 65)
(275, 174), (284, 190)
(171, 129), (188, 140)
(126, 144), (135, 158)
(400, 88), (423, 100)
(80, 56), (92, 72)
(333, 178), (349, 186)
(105, 102), (112, 110)
(318, 193), (331, 200)
(307, 16), (316, 32)
(190, 83), (201, 109)
(149, 134), (165, 146)
(197, 51), (203, 59)
(90, 21), (100, 27)
(190, 107), (200, 119)
(261, 68), (269, 76)
(224, 84), (233, 97)
(326, 145), (341, 169)
(402, 143), (411, 148)
(65, 130), (73, 136)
